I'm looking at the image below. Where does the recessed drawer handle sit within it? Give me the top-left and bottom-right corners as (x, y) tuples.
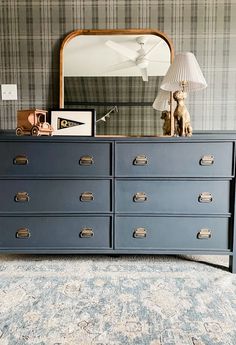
(13, 155), (29, 165)
(197, 229), (212, 239)
(133, 227), (147, 238)
(16, 227), (31, 239)
(79, 155), (94, 166)
(80, 228), (94, 238)
(14, 192), (30, 202)
(200, 155), (214, 166)
(80, 192), (94, 202)
(133, 192), (148, 202)
(198, 192), (213, 203)
(133, 155), (148, 166)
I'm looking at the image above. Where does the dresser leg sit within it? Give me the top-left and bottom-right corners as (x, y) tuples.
(229, 255), (236, 273)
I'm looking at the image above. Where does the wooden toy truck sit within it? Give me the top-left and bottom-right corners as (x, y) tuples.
(16, 109), (53, 136)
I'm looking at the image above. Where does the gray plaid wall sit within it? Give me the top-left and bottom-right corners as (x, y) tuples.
(64, 76), (163, 135)
(0, 0), (236, 134)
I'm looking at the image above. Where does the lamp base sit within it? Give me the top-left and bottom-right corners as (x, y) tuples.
(173, 90), (193, 137)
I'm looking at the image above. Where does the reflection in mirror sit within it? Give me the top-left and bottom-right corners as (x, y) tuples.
(60, 30), (173, 136)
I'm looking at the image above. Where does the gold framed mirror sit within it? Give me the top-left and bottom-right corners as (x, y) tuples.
(59, 29), (174, 136)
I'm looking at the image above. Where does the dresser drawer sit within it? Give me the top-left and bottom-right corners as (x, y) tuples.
(115, 216), (230, 250)
(0, 180), (111, 213)
(115, 142), (233, 177)
(116, 180), (230, 214)
(0, 216), (111, 249)
(0, 142), (111, 177)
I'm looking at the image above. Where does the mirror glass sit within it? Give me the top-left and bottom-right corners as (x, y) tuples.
(60, 30), (173, 136)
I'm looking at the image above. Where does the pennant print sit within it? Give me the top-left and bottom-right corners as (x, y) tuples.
(57, 117), (85, 130)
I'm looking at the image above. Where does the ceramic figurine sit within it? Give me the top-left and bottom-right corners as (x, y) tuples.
(161, 110), (171, 135)
(173, 90), (192, 137)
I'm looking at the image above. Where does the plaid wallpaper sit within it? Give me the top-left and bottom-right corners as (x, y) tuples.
(64, 77), (161, 104)
(0, 0), (236, 135)
(64, 76), (162, 135)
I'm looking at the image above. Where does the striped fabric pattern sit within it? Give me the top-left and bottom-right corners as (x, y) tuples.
(0, 0), (235, 135)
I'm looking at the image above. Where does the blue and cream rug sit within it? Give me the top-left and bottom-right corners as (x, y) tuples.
(0, 254), (235, 345)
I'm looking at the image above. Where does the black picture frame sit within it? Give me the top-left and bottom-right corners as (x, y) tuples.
(50, 109), (96, 136)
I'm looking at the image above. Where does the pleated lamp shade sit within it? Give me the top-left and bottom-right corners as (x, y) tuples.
(152, 89), (170, 111)
(160, 52), (207, 92)
(152, 89), (177, 111)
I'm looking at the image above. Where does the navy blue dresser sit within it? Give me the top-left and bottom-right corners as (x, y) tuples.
(0, 133), (235, 272)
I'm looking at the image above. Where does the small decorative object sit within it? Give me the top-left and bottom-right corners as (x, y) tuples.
(16, 109), (53, 136)
(160, 52), (207, 136)
(50, 109), (95, 136)
(160, 110), (171, 135)
(96, 106), (118, 123)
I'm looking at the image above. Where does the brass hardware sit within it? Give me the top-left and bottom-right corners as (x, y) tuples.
(200, 155), (214, 166)
(14, 192), (30, 202)
(80, 192), (94, 202)
(197, 229), (212, 239)
(133, 155), (148, 166)
(13, 155), (28, 165)
(133, 192), (148, 202)
(80, 228), (94, 238)
(79, 155), (94, 166)
(133, 227), (147, 238)
(16, 227), (31, 239)
(198, 192), (213, 203)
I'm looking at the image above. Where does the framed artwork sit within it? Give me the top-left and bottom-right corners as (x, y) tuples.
(50, 109), (95, 136)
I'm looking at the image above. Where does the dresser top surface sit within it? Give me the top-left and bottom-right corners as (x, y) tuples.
(1, 130), (236, 142)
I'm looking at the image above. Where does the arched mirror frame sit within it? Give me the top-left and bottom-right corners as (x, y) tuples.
(59, 29), (174, 136)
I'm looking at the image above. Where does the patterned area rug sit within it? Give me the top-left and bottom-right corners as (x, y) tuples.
(0, 254), (235, 345)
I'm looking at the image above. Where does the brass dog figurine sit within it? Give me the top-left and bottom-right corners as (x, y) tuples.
(173, 90), (192, 137)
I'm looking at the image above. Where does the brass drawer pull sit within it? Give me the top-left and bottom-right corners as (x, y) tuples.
(198, 192), (213, 203)
(14, 192), (30, 202)
(133, 155), (148, 166)
(13, 155), (28, 165)
(79, 155), (94, 166)
(200, 155), (214, 166)
(16, 227), (31, 239)
(80, 192), (94, 202)
(80, 228), (94, 238)
(133, 227), (147, 238)
(197, 229), (212, 239)
(133, 192), (148, 202)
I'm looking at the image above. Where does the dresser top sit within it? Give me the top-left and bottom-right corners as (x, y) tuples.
(1, 130), (236, 142)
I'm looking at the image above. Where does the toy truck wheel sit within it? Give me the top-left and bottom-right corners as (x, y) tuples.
(16, 127), (23, 136)
(31, 126), (39, 136)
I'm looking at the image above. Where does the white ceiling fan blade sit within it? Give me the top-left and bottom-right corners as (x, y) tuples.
(148, 60), (170, 63)
(105, 40), (139, 61)
(140, 68), (148, 82)
(144, 40), (163, 59)
(106, 60), (136, 72)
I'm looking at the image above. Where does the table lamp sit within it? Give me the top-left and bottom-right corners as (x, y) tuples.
(160, 52), (207, 136)
(152, 89), (172, 135)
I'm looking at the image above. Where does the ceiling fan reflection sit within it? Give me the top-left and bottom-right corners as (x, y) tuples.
(105, 36), (164, 82)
